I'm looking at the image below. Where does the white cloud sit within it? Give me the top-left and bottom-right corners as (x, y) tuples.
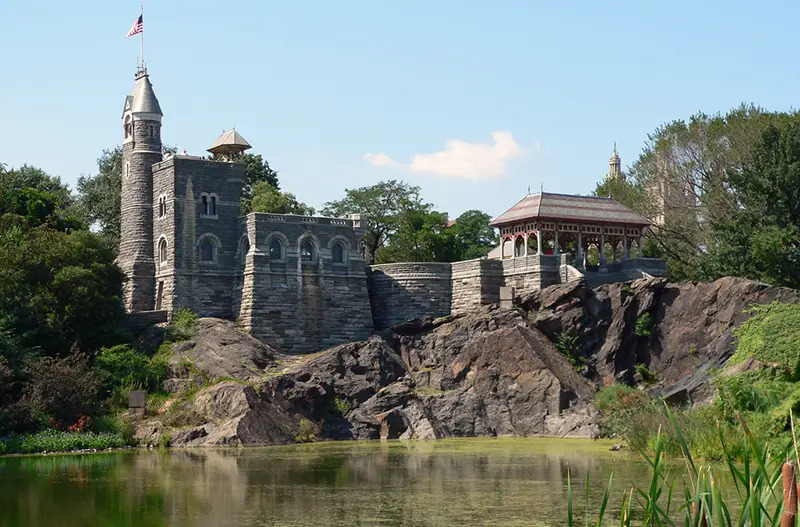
(363, 131), (527, 181)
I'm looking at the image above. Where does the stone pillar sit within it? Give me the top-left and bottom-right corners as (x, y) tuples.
(554, 230), (559, 256)
(599, 232), (606, 265)
(536, 230), (542, 255)
(638, 233), (643, 257)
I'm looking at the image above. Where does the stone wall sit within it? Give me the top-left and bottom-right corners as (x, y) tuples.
(366, 263), (452, 330)
(152, 156), (245, 319)
(501, 255), (560, 292)
(451, 259), (504, 314)
(236, 213), (374, 353)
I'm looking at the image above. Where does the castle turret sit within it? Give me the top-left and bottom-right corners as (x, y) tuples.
(119, 69), (163, 312)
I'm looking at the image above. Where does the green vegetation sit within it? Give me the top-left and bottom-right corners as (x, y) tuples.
(729, 301), (800, 375)
(634, 312), (652, 337)
(634, 363), (656, 384)
(295, 419), (316, 443)
(333, 397), (353, 415)
(322, 180), (496, 264)
(0, 430), (130, 455)
(555, 331), (585, 369)
(574, 408), (799, 526)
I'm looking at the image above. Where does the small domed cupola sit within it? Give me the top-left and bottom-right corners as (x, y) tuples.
(207, 129), (252, 161)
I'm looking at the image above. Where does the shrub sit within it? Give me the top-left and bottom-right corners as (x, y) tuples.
(20, 354), (102, 430)
(96, 344), (170, 396)
(595, 384), (659, 449)
(295, 418), (316, 442)
(0, 430), (129, 454)
(171, 308), (199, 339)
(729, 301), (800, 376)
(635, 312), (653, 337)
(334, 397), (353, 415)
(634, 363), (656, 384)
(555, 331), (585, 369)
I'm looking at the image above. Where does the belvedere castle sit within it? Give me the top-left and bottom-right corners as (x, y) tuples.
(119, 69), (665, 353)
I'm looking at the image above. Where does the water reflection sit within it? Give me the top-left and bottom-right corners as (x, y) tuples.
(0, 438), (649, 527)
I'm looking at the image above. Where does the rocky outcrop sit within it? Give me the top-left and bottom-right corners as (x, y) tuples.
(137, 275), (800, 447)
(523, 276), (800, 404)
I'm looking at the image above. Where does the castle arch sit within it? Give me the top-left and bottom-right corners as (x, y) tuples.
(297, 232), (321, 263)
(158, 235), (168, 266)
(265, 232), (290, 262)
(196, 232), (222, 264)
(327, 235), (351, 264)
(237, 234), (251, 265)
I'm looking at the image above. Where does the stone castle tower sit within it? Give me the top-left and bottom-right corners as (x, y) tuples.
(119, 69), (164, 311)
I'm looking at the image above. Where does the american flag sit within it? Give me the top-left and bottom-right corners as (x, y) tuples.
(125, 15), (143, 38)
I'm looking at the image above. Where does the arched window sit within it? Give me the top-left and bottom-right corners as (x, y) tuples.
(210, 196), (217, 216)
(269, 239), (282, 260)
(514, 236), (525, 257)
(124, 116), (132, 139)
(159, 238), (168, 264)
(332, 242), (345, 263)
(158, 196), (167, 218)
(200, 239), (215, 262)
(201, 195), (209, 215)
(300, 239), (315, 262)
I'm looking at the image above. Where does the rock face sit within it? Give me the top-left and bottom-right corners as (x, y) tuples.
(168, 318), (278, 383)
(523, 276), (800, 404)
(139, 276), (800, 447)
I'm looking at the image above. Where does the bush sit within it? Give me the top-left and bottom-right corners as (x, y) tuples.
(635, 363), (657, 384)
(20, 354), (102, 431)
(555, 331), (585, 369)
(595, 384), (659, 449)
(295, 418), (316, 442)
(635, 312), (653, 337)
(0, 429), (129, 454)
(171, 308), (199, 339)
(729, 301), (800, 376)
(334, 397), (353, 415)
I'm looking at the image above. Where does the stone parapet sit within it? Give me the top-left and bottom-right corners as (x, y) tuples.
(367, 263), (452, 330)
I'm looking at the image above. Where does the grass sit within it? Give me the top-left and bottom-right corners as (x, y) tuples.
(729, 301), (800, 376)
(572, 407), (798, 526)
(295, 418), (316, 442)
(0, 430), (130, 455)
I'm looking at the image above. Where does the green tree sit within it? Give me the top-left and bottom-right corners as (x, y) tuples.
(212, 153), (280, 211)
(322, 180), (424, 263)
(699, 117), (800, 287)
(450, 209), (498, 260)
(76, 147), (123, 249)
(249, 181), (314, 215)
(376, 206), (453, 263)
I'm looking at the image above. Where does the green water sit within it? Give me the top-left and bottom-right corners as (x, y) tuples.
(0, 438), (652, 527)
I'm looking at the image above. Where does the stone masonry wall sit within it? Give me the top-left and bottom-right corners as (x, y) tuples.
(451, 259), (504, 314)
(153, 156), (245, 319)
(502, 255), (560, 292)
(236, 214), (373, 354)
(366, 263), (453, 330)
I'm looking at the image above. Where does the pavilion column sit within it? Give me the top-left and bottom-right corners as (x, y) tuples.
(638, 233), (643, 258)
(622, 235), (628, 260)
(554, 230), (559, 256)
(523, 233), (528, 257)
(599, 232), (606, 266)
(577, 230), (583, 267)
(536, 230), (542, 255)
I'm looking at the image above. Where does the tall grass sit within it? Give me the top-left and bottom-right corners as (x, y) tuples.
(570, 406), (798, 526)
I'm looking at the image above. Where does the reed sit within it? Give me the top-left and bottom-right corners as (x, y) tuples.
(569, 405), (800, 526)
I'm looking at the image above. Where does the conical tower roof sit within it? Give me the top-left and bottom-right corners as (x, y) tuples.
(207, 129), (252, 156)
(131, 72), (163, 117)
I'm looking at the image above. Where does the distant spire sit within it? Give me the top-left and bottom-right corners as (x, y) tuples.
(527, 185), (531, 194)
(540, 182), (543, 193)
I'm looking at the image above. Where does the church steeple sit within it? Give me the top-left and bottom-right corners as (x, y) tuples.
(119, 69), (164, 312)
(607, 142), (622, 180)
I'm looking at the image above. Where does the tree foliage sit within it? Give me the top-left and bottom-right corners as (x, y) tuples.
(248, 181), (314, 215)
(76, 147), (123, 250)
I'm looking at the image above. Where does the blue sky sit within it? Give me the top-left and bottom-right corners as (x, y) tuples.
(1, 1), (799, 218)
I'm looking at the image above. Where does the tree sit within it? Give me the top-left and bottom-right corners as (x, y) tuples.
(322, 180), (424, 263)
(212, 153), (280, 211)
(249, 181), (314, 215)
(699, 117), (800, 287)
(77, 147), (123, 248)
(450, 210), (498, 260)
(375, 206), (453, 263)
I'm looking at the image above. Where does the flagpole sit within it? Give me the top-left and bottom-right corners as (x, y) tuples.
(140, 4), (144, 71)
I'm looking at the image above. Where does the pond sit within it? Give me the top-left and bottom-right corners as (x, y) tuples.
(0, 438), (654, 527)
